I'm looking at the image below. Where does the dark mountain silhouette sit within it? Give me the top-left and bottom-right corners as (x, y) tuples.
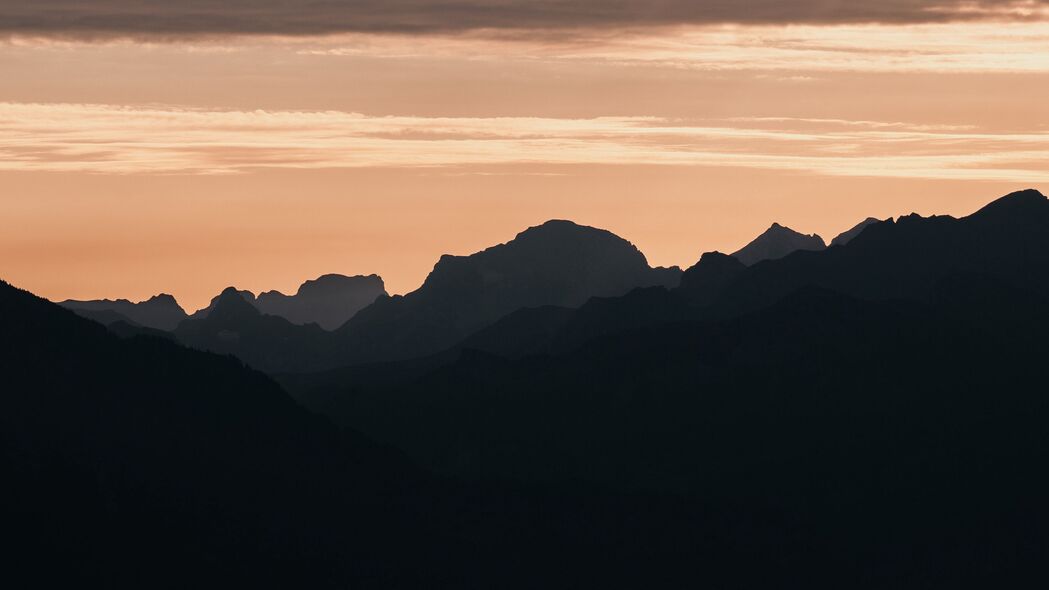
(455, 305), (577, 359)
(0, 279), (450, 586)
(13, 187), (1049, 587)
(283, 190), (1049, 389)
(255, 274), (386, 330)
(187, 288), (257, 319)
(60, 293), (187, 330)
(709, 189), (1049, 317)
(287, 272), (1049, 586)
(289, 189), (1049, 446)
(318, 220), (682, 366)
(169, 222), (680, 372)
(731, 222), (826, 265)
(677, 251), (747, 306)
(63, 306), (138, 326)
(106, 319), (178, 340)
(174, 287), (335, 373)
(6, 277), (931, 588)
(830, 216), (881, 246)
(443, 287), (692, 361)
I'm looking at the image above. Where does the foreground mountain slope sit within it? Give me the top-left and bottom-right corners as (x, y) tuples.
(0, 279), (438, 587)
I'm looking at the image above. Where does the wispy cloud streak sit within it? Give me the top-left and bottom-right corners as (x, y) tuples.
(2, 102), (1048, 181)
(2, 1), (1048, 38)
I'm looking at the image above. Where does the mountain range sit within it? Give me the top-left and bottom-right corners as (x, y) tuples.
(168, 219), (684, 372)
(285, 189), (1049, 476)
(57, 216), (870, 370)
(60, 293), (187, 331)
(62, 273), (385, 332)
(57, 192), (1049, 377)
(9, 188), (1049, 586)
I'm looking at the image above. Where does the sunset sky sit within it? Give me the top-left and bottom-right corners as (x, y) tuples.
(2, 1), (1048, 311)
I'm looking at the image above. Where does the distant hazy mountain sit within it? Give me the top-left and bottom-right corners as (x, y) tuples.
(185, 275), (384, 330)
(331, 219), (683, 365)
(187, 288), (257, 320)
(731, 223), (827, 266)
(831, 217), (881, 247)
(174, 287), (334, 373)
(256, 274), (386, 330)
(60, 294), (187, 331)
(166, 221), (681, 372)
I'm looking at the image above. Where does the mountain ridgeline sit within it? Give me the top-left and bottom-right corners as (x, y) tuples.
(170, 219), (682, 372)
(62, 273), (386, 332)
(59, 193), (1049, 374)
(60, 293), (187, 331)
(291, 188), (1049, 475)
(256, 274), (386, 330)
(278, 189), (1049, 585)
(14, 188), (1049, 586)
(330, 220), (682, 364)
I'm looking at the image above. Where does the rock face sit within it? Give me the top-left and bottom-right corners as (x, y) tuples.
(333, 219), (683, 364)
(731, 223), (827, 266)
(60, 293), (187, 331)
(256, 274), (386, 330)
(831, 217), (882, 247)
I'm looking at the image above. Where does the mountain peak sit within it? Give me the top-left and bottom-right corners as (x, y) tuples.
(831, 217), (882, 247)
(250, 274), (387, 329)
(678, 251), (747, 306)
(732, 223), (826, 266)
(973, 188), (1047, 218)
(296, 273), (385, 297)
(698, 251), (742, 266)
(144, 293), (183, 309)
(337, 219), (681, 363)
(514, 219), (613, 242)
(209, 287), (261, 321)
(58, 292), (188, 330)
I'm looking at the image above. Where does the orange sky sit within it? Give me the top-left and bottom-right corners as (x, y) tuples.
(2, 18), (1048, 311)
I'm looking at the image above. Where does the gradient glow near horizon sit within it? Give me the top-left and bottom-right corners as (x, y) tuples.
(2, 1), (1048, 311)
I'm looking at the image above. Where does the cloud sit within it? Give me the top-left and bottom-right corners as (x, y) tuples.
(1, 1), (1048, 39)
(3, 102), (1049, 181)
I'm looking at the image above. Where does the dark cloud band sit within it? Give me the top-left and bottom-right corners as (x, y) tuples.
(1, 1), (1046, 37)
